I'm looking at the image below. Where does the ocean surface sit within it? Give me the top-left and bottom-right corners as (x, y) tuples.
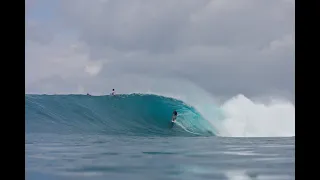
(25, 94), (295, 180)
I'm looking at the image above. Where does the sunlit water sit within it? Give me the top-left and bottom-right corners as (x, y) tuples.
(26, 134), (295, 180)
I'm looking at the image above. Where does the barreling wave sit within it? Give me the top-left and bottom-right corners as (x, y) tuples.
(25, 94), (216, 137)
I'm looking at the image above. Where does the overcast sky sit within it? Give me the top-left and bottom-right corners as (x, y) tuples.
(25, 0), (294, 101)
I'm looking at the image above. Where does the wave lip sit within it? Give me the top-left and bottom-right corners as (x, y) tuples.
(25, 94), (216, 137)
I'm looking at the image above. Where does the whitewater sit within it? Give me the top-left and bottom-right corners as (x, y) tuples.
(25, 84), (295, 180)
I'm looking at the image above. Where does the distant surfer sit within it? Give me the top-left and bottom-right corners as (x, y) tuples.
(111, 89), (115, 96)
(172, 110), (178, 123)
(170, 110), (178, 128)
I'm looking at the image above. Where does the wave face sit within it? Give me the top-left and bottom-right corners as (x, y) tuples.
(25, 94), (216, 137)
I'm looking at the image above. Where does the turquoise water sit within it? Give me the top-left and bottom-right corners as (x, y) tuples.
(25, 94), (295, 179)
(26, 94), (216, 136)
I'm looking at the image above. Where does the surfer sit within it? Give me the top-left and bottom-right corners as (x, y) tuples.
(170, 110), (178, 128)
(111, 89), (115, 95)
(172, 110), (178, 123)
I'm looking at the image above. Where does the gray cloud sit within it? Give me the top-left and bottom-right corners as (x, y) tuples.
(59, 0), (294, 52)
(26, 0), (295, 101)
(26, 20), (54, 45)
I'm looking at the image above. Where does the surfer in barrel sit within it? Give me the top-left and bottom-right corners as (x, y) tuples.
(170, 110), (178, 128)
(172, 110), (178, 123)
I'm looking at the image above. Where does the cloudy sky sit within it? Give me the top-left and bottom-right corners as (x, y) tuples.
(25, 0), (294, 101)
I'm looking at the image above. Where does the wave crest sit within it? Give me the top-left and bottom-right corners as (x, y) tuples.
(25, 94), (216, 136)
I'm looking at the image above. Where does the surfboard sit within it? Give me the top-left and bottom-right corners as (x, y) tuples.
(170, 120), (176, 128)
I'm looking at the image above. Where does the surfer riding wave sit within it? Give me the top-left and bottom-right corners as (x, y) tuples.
(172, 110), (177, 123)
(170, 110), (178, 128)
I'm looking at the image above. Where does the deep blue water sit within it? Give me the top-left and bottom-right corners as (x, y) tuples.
(25, 94), (295, 180)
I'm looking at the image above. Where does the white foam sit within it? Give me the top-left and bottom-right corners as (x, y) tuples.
(219, 94), (295, 137)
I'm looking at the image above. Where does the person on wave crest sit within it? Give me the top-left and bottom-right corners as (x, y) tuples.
(110, 89), (116, 96)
